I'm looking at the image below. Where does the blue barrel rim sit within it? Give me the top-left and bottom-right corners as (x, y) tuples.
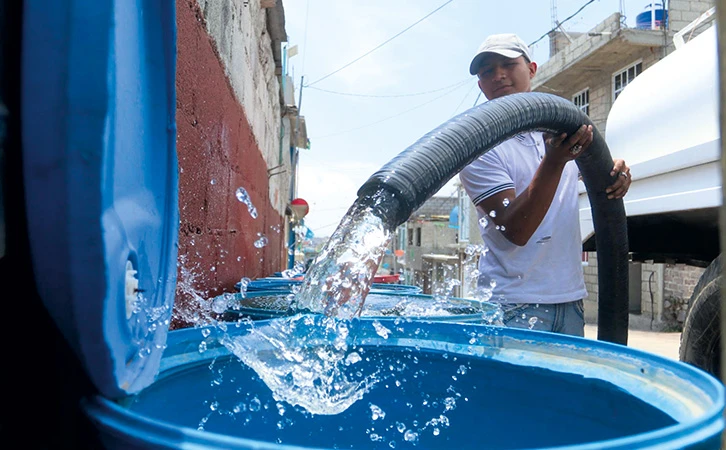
(83, 318), (725, 449)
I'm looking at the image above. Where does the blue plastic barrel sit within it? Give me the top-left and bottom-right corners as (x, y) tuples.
(222, 290), (494, 323)
(237, 277), (423, 295)
(84, 317), (725, 449)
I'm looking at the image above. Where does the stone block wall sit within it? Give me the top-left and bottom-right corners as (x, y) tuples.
(663, 263), (705, 321)
(668, 0), (716, 34)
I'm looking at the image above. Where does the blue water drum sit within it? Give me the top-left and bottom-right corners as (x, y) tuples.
(636, 5), (668, 29)
(84, 317), (725, 449)
(237, 277), (422, 294)
(221, 290), (496, 322)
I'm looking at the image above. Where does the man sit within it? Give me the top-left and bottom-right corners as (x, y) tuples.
(459, 33), (631, 337)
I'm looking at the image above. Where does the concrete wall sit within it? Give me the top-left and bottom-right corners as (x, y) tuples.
(196, 0), (289, 213)
(173, 0), (289, 327)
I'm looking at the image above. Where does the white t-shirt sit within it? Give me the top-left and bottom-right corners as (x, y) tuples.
(458, 131), (587, 304)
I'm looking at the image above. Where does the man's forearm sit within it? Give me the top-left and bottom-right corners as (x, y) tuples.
(497, 157), (567, 246)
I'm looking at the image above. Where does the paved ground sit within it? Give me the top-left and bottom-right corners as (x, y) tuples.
(584, 324), (682, 361)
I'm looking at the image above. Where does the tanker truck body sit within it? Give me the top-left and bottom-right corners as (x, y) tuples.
(578, 23), (721, 376)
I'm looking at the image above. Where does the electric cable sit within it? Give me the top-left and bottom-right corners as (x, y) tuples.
(529, 0), (596, 47)
(304, 0), (455, 87)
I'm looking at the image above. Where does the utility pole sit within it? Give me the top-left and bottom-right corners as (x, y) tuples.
(288, 75), (305, 270)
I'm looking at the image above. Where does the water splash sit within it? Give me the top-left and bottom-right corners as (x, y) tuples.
(281, 261), (306, 279)
(239, 277), (251, 297)
(236, 187), (259, 219)
(221, 315), (379, 415)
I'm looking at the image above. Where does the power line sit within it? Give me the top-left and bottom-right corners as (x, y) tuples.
(472, 91), (482, 107)
(529, 0), (596, 47)
(310, 82), (468, 140)
(451, 82), (478, 116)
(306, 78), (470, 98)
(304, 0), (455, 87)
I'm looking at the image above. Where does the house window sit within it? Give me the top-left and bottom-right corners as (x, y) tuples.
(407, 228), (414, 246)
(613, 61), (643, 101)
(415, 227), (422, 247)
(572, 88), (590, 115)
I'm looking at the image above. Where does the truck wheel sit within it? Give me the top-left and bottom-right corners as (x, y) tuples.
(679, 254), (722, 378)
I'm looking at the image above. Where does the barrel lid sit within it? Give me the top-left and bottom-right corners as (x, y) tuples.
(22, 1), (178, 399)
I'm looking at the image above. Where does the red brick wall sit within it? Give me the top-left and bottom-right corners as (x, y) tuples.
(172, 0), (285, 327)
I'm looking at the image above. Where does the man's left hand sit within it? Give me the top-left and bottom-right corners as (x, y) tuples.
(606, 159), (631, 199)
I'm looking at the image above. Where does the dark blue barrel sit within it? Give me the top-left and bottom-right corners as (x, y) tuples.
(237, 277), (422, 295)
(222, 290), (494, 323)
(84, 317), (725, 449)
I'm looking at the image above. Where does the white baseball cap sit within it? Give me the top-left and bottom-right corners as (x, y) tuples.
(469, 33), (533, 75)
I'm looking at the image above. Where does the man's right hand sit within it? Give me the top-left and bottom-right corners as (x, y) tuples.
(543, 124), (593, 165)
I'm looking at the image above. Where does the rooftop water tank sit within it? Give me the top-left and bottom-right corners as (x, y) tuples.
(635, 3), (668, 30)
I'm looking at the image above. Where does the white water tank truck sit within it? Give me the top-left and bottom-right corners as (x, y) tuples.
(578, 22), (721, 377)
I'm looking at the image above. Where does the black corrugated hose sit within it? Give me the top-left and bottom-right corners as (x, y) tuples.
(357, 92), (629, 345)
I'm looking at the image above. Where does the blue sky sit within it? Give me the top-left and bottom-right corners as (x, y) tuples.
(282, 0), (656, 237)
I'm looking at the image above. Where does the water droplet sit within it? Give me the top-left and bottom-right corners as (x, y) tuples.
(346, 352), (362, 365)
(235, 187), (258, 218)
(372, 321), (391, 339)
(249, 397), (261, 412)
(499, 225), (506, 231)
(528, 316), (539, 329)
(201, 328), (211, 338)
(488, 210), (497, 218)
(404, 430), (419, 443)
(478, 217), (488, 227)
(396, 422), (406, 433)
(210, 179), (216, 185)
(370, 404), (386, 420)
(198, 341), (207, 353)
(254, 236), (268, 248)
(502, 198), (510, 207)
(210, 401), (219, 411)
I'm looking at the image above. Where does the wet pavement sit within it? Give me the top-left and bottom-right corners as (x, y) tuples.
(584, 324), (681, 361)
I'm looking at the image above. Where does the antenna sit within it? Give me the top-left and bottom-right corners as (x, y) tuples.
(550, 0), (558, 28)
